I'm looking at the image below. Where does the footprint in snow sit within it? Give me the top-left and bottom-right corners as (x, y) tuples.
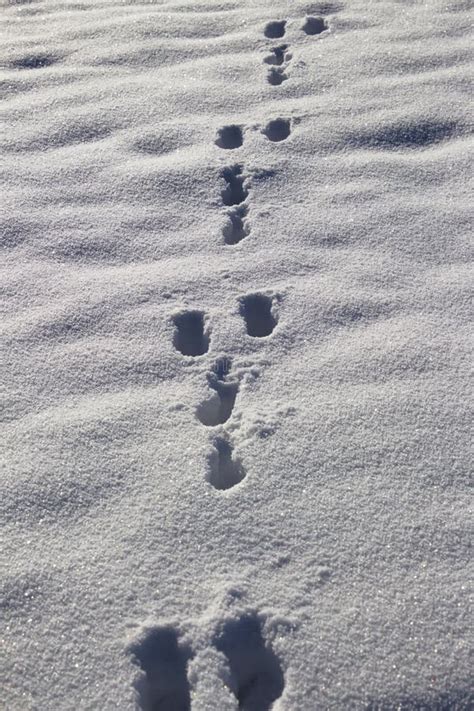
(266, 67), (288, 86)
(222, 204), (250, 246)
(214, 613), (285, 710)
(221, 164), (248, 206)
(215, 124), (243, 150)
(262, 118), (291, 142)
(197, 358), (239, 427)
(240, 293), (278, 338)
(302, 15), (329, 35)
(263, 44), (290, 66)
(264, 20), (286, 39)
(207, 436), (246, 491)
(173, 310), (209, 357)
(129, 626), (193, 711)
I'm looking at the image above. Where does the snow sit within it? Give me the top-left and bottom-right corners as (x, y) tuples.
(1, 0), (472, 709)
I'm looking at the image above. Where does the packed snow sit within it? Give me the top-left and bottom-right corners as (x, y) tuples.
(1, 0), (472, 709)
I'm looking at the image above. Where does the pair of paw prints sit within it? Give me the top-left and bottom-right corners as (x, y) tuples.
(172, 293), (277, 358)
(215, 119), (291, 150)
(129, 611), (284, 711)
(263, 15), (330, 85)
(264, 16), (329, 40)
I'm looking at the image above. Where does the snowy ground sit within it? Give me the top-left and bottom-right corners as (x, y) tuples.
(1, 0), (472, 709)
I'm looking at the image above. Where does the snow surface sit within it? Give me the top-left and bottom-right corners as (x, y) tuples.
(1, 0), (472, 709)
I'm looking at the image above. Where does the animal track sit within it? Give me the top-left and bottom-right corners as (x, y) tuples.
(197, 359), (239, 427)
(262, 118), (291, 142)
(263, 44), (288, 66)
(302, 15), (329, 35)
(263, 9), (333, 87)
(221, 165), (248, 207)
(215, 614), (285, 711)
(207, 437), (246, 490)
(264, 20), (286, 39)
(173, 310), (209, 356)
(216, 125), (243, 150)
(129, 626), (193, 711)
(223, 205), (250, 245)
(263, 18), (293, 86)
(240, 294), (277, 338)
(266, 67), (288, 86)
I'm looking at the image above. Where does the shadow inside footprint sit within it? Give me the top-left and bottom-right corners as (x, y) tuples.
(264, 20), (286, 39)
(216, 125), (243, 149)
(240, 294), (277, 338)
(267, 67), (287, 86)
(173, 310), (209, 356)
(215, 615), (285, 711)
(223, 205), (250, 245)
(302, 16), (328, 35)
(130, 627), (193, 711)
(221, 165), (248, 206)
(263, 44), (288, 66)
(197, 382), (238, 426)
(263, 118), (291, 142)
(197, 359), (239, 426)
(207, 438), (245, 490)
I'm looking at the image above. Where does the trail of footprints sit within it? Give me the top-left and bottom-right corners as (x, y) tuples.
(215, 14), (329, 247)
(5, 5), (455, 707)
(131, 10), (335, 711)
(218, 122), (291, 246)
(263, 14), (328, 85)
(185, 14), (330, 491)
(173, 292), (278, 491)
